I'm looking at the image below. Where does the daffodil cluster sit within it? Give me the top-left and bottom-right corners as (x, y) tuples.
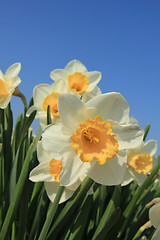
(0, 60), (159, 240)
(27, 60), (158, 203)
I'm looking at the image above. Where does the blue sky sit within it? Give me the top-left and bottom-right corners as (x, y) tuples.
(0, 1), (160, 153)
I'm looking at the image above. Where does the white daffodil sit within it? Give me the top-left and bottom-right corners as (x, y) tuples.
(50, 60), (102, 102)
(40, 92), (144, 186)
(0, 63), (21, 109)
(29, 141), (90, 203)
(149, 202), (160, 240)
(122, 140), (157, 186)
(26, 79), (67, 129)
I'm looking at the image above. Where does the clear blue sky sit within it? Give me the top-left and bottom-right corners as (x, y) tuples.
(0, 1), (160, 154)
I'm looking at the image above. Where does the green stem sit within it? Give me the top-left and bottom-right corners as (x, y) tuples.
(38, 186), (64, 240)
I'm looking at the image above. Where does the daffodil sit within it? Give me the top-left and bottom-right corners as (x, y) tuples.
(50, 60), (102, 102)
(0, 63), (21, 109)
(149, 202), (160, 240)
(29, 141), (90, 203)
(122, 140), (157, 186)
(26, 79), (67, 129)
(40, 92), (144, 186)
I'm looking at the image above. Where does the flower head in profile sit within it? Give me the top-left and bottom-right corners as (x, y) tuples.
(149, 201), (160, 240)
(29, 141), (90, 203)
(0, 63), (21, 109)
(50, 60), (102, 102)
(26, 79), (67, 129)
(41, 92), (144, 186)
(122, 140), (157, 186)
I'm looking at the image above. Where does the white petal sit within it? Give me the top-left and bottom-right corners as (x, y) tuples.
(138, 140), (157, 156)
(128, 167), (146, 185)
(0, 70), (5, 81)
(83, 86), (102, 102)
(29, 161), (54, 182)
(39, 115), (48, 130)
(149, 202), (160, 228)
(113, 123), (144, 150)
(66, 178), (83, 191)
(0, 94), (12, 109)
(129, 116), (139, 125)
(37, 141), (53, 163)
(9, 76), (21, 90)
(86, 71), (101, 92)
(86, 92), (130, 124)
(45, 182), (74, 203)
(50, 69), (68, 81)
(51, 78), (68, 93)
(65, 60), (88, 73)
(121, 168), (134, 186)
(59, 146), (89, 186)
(58, 93), (86, 134)
(42, 125), (70, 156)
(33, 84), (51, 105)
(151, 225), (160, 240)
(5, 63), (21, 78)
(88, 150), (127, 185)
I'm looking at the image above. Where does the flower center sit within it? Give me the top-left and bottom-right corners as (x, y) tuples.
(0, 79), (10, 96)
(127, 153), (153, 175)
(68, 72), (89, 94)
(49, 159), (62, 183)
(42, 92), (60, 117)
(71, 116), (119, 165)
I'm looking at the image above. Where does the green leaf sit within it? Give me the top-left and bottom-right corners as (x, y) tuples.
(28, 186), (49, 240)
(143, 123), (150, 141)
(38, 186), (64, 240)
(47, 105), (52, 125)
(0, 127), (41, 240)
(92, 185), (121, 240)
(17, 110), (36, 148)
(68, 195), (93, 240)
(47, 177), (94, 239)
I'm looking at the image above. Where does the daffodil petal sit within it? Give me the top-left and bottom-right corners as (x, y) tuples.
(151, 224), (160, 240)
(149, 202), (160, 229)
(45, 182), (74, 203)
(58, 93), (86, 133)
(87, 150), (127, 185)
(29, 161), (54, 182)
(65, 60), (88, 73)
(59, 146), (89, 186)
(128, 167), (146, 185)
(33, 84), (51, 105)
(121, 168), (134, 186)
(50, 69), (68, 81)
(138, 140), (157, 156)
(37, 141), (56, 163)
(86, 71), (101, 92)
(0, 95), (12, 109)
(82, 86), (102, 103)
(51, 78), (68, 93)
(9, 76), (21, 90)
(113, 123), (144, 150)
(86, 92), (130, 124)
(0, 70), (5, 81)
(42, 125), (70, 156)
(5, 63), (21, 78)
